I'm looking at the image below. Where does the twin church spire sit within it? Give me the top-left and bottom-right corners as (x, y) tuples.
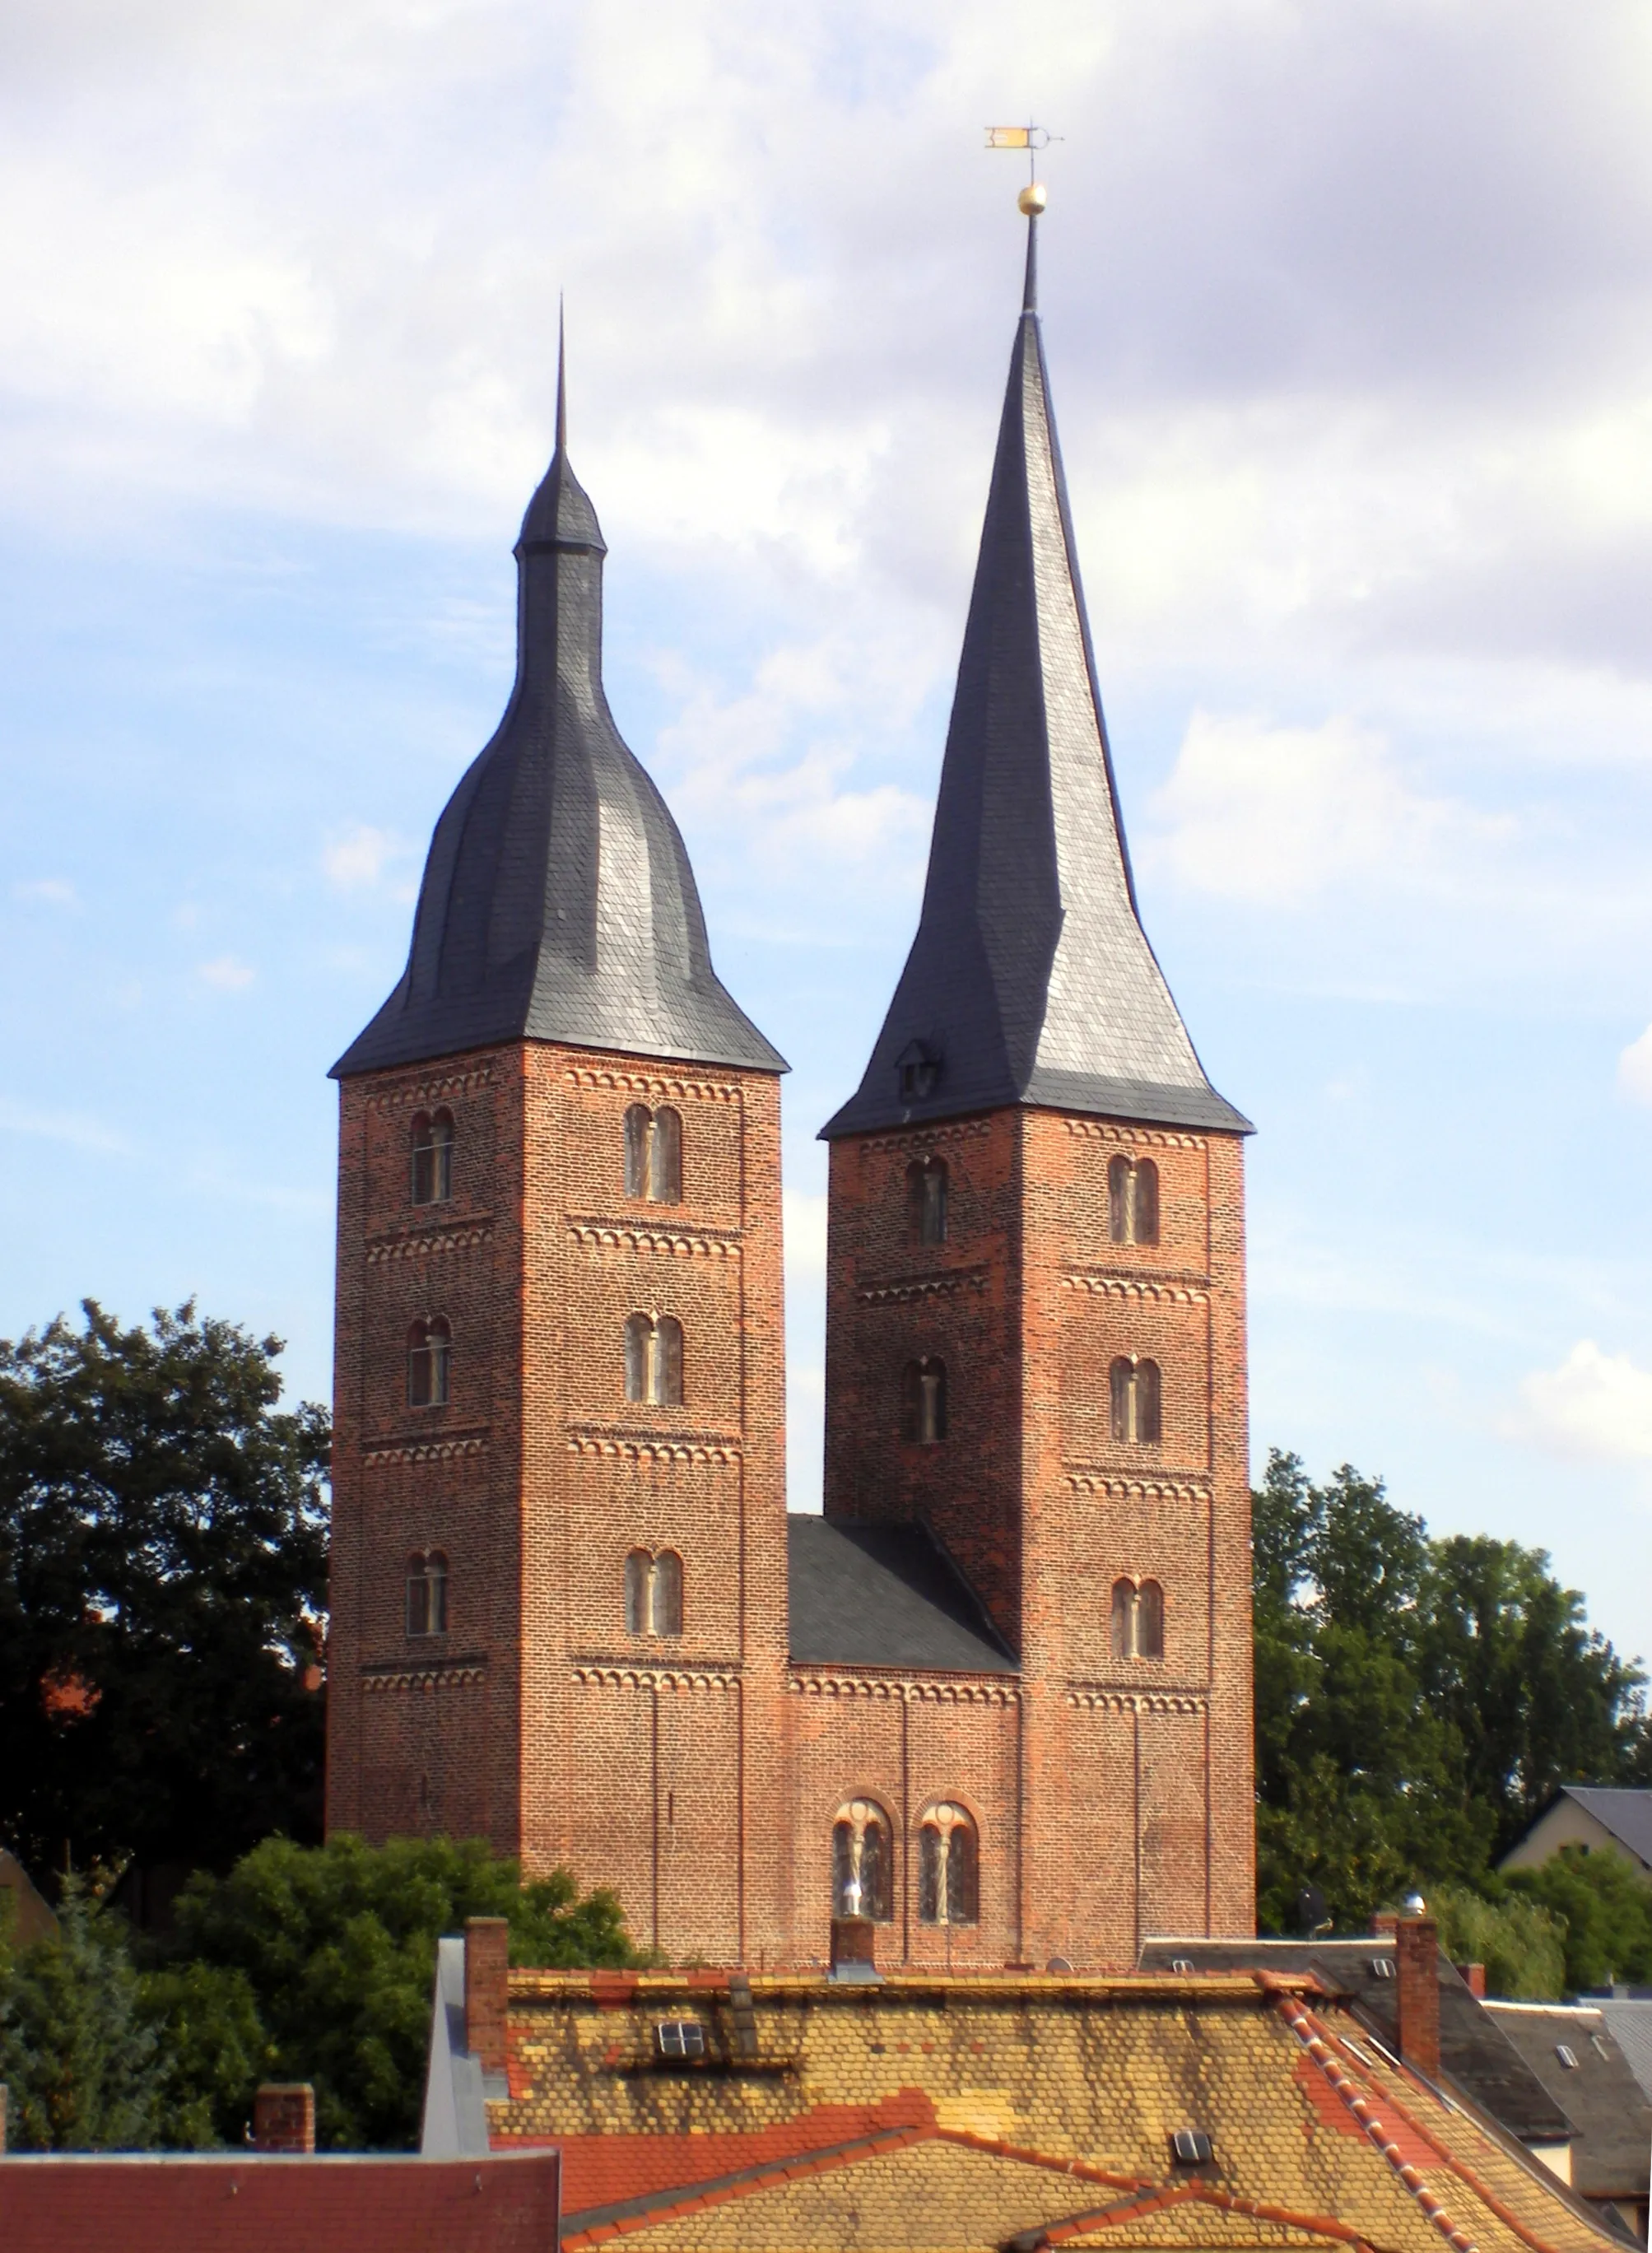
(336, 218), (1245, 1146)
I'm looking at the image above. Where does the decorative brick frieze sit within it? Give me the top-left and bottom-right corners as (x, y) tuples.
(562, 1066), (738, 1103)
(789, 1673), (1020, 1707)
(1062, 1469), (1212, 1498)
(1063, 1686), (1211, 1713)
(1062, 1119), (1206, 1150)
(1063, 1272), (1210, 1303)
(855, 1265), (989, 1306)
(361, 1429), (489, 1467)
(572, 1666), (742, 1692)
(854, 1118), (994, 1156)
(362, 1657), (488, 1692)
(365, 1064), (495, 1114)
(365, 1220), (494, 1264)
(567, 1219), (742, 1259)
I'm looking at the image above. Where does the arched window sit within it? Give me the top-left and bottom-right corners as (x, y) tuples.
(625, 1549), (685, 1637)
(831, 1798), (893, 1922)
(1109, 1356), (1161, 1445)
(1110, 1576), (1166, 1661)
(908, 1157), (948, 1247)
(623, 1105), (684, 1205)
(917, 1803), (979, 1925)
(407, 1550), (449, 1636)
(900, 1357), (947, 1445)
(652, 1548), (683, 1636)
(411, 1110), (454, 1206)
(623, 1315), (685, 1407)
(407, 1317), (452, 1408)
(1107, 1154), (1159, 1247)
(625, 1548), (651, 1634)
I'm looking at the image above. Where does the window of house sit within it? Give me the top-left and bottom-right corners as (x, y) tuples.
(1106, 1154), (1159, 1247)
(917, 1803), (979, 1926)
(1109, 1356), (1161, 1445)
(407, 1317), (452, 1408)
(900, 1357), (947, 1445)
(624, 1313), (682, 1406)
(831, 1799), (893, 1922)
(411, 1110), (454, 1206)
(407, 1550), (449, 1636)
(624, 1104), (683, 1205)
(1110, 1576), (1166, 1661)
(908, 1157), (948, 1247)
(625, 1548), (684, 1638)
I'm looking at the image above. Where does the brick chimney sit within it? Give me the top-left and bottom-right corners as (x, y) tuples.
(1455, 1962), (1487, 1999)
(1396, 1913), (1441, 2080)
(1370, 1911), (1399, 1939)
(253, 2083), (315, 2154)
(465, 1916), (510, 2074)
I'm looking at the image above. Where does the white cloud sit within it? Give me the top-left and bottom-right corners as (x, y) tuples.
(323, 824), (411, 893)
(1507, 1340), (1652, 1464)
(12, 877), (76, 906)
(197, 954), (256, 990)
(1618, 1024), (1652, 1106)
(1145, 710), (1506, 906)
(0, 1097), (126, 1153)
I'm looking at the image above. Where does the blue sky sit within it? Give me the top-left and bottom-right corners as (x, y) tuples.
(6, 0), (1652, 1666)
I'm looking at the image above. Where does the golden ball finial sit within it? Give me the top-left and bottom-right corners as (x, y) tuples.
(1018, 181), (1047, 217)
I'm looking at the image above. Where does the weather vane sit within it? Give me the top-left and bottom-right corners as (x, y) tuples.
(984, 122), (1059, 214)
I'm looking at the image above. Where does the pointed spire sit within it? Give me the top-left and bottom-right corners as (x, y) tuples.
(556, 294), (567, 454)
(821, 230), (1247, 1141)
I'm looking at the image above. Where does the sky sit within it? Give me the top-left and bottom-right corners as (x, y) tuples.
(6, 0), (1652, 1667)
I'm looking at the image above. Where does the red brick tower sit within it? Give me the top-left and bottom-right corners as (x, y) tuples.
(324, 340), (793, 1964)
(818, 215), (1255, 1964)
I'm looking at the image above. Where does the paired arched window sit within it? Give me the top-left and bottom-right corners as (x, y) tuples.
(407, 1550), (449, 1636)
(625, 1548), (684, 1637)
(624, 1314), (684, 1406)
(1109, 1356), (1161, 1445)
(407, 1317), (452, 1408)
(908, 1157), (948, 1246)
(1107, 1155), (1158, 1246)
(624, 1105), (682, 1203)
(831, 1799), (893, 1922)
(918, 1802), (979, 1925)
(900, 1357), (947, 1445)
(411, 1110), (454, 1206)
(1110, 1576), (1166, 1660)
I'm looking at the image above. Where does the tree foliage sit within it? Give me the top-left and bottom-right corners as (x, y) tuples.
(0, 1872), (159, 2149)
(1505, 1846), (1652, 1993)
(0, 1301), (329, 1874)
(1254, 1450), (1652, 1935)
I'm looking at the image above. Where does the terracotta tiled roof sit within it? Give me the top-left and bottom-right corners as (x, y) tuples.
(486, 1969), (1624, 2253)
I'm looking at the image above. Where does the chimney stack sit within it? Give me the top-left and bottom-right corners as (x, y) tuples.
(1456, 1962), (1487, 1999)
(252, 2083), (315, 2154)
(1396, 1912), (1441, 2080)
(465, 1916), (510, 2074)
(1370, 1911), (1399, 1939)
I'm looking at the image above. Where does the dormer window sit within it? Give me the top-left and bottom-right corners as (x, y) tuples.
(411, 1110), (454, 1206)
(896, 1040), (940, 1105)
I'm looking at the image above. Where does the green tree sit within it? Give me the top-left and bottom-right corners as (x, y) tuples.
(0, 1871), (158, 2149)
(0, 1301), (328, 1874)
(1506, 1845), (1652, 1992)
(1427, 1882), (1567, 1999)
(167, 1833), (638, 2148)
(139, 1959), (272, 2148)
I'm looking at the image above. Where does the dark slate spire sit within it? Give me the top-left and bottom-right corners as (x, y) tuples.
(333, 324), (786, 1082)
(821, 216), (1248, 1140)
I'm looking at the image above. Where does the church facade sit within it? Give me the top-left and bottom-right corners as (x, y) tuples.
(323, 221), (1256, 1971)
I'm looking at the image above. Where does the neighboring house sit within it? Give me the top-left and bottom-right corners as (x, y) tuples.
(0, 1850), (58, 1951)
(1501, 1790), (1652, 1878)
(1589, 2000), (1652, 2109)
(421, 1915), (1628, 2253)
(1485, 2003), (1652, 2244)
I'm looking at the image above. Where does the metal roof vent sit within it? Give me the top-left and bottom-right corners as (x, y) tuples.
(1170, 1957), (1195, 1976)
(656, 2020), (707, 2060)
(1556, 2044), (1580, 2069)
(1371, 1957), (1395, 1979)
(1170, 2130), (1213, 2167)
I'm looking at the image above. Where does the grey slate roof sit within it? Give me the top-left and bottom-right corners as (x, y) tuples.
(1589, 2002), (1652, 2108)
(787, 1515), (1016, 1674)
(1138, 1938), (1574, 2145)
(333, 347), (784, 1082)
(822, 224), (1248, 1143)
(1549, 1788), (1652, 1869)
(1486, 2004), (1652, 2200)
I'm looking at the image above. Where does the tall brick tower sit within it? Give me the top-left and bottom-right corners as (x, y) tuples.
(819, 213), (1256, 1963)
(324, 341), (793, 1963)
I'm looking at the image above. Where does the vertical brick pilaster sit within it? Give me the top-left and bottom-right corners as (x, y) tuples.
(1397, 1914), (1441, 2078)
(253, 2083), (315, 2153)
(465, 1917), (510, 2072)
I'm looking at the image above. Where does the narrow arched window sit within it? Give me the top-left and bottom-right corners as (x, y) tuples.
(1136, 1578), (1165, 1659)
(1110, 1357), (1161, 1445)
(1110, 1577), (1137, 1658)
(652, 1548), (683, 1636)
(407, 1317), (451, 1408)
(654, 1316), (684, 1407)
(900, 1358), (947, 1444)
(831, 1799), (893, 1922)
(651, 1108), (682, 1203)
(1108, 1154), (1158, 1246)
(1137, 1358), (1162, 1444)
(1110, 1357), (1133, 1443)
(624, 1105), (650, 1198)
(908, 1157), (948, 1246)
(407, 1551), (449, 1636)
(624, 1314), (652, 1403)
(917, 1803), (979, 1926)
(625, 1548), (650, 1634)
(411, 1110), (454, 1206)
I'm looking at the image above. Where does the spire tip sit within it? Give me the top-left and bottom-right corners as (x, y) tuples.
(556, 296), (567, 454)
